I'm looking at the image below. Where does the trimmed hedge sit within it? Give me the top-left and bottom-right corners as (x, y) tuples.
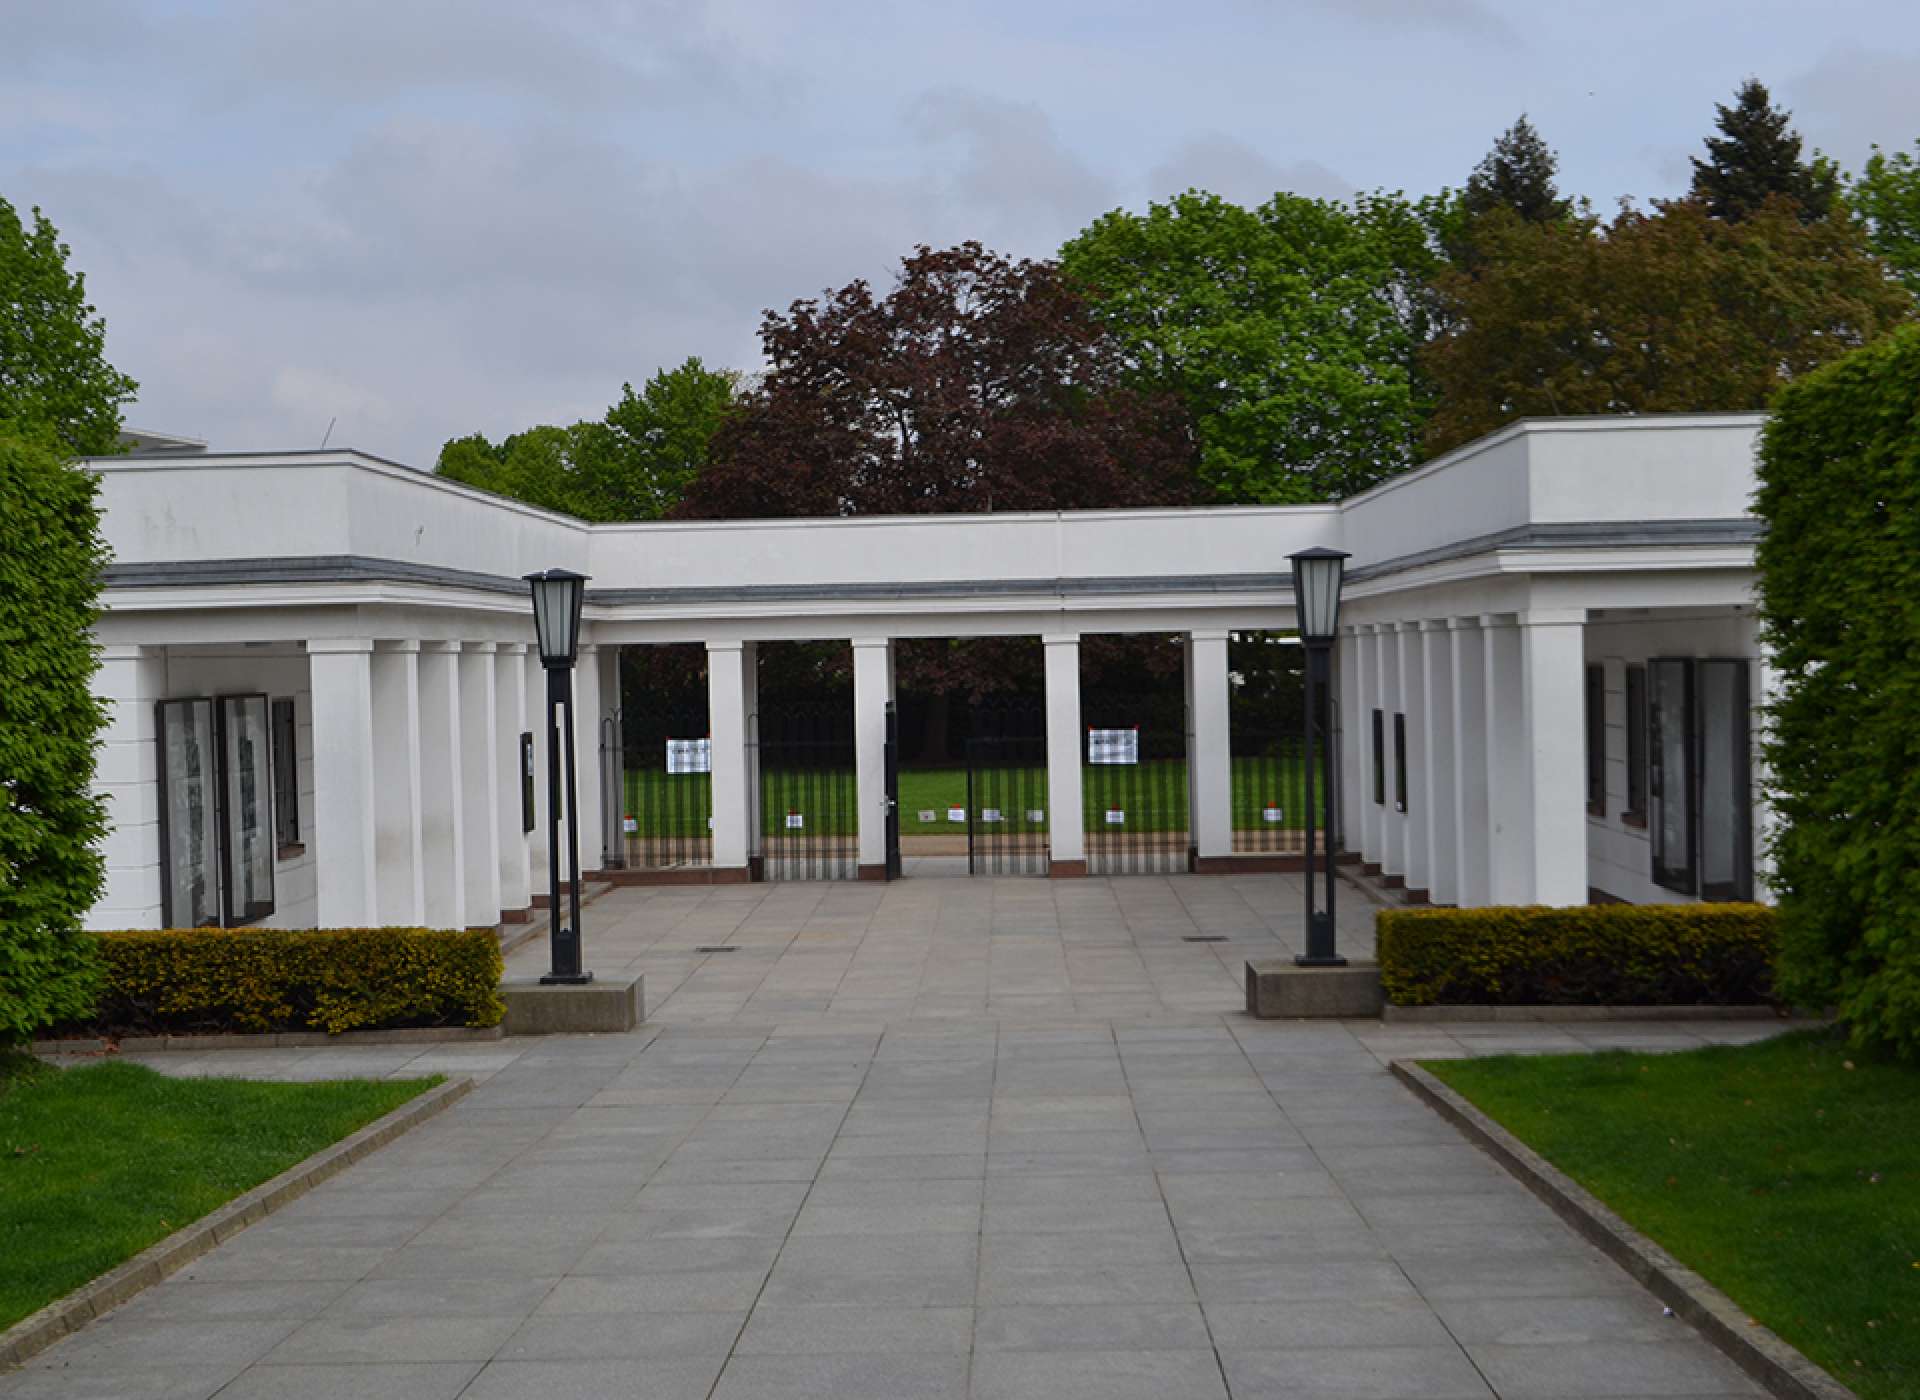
(76, 926), (505, 1036)
(1757, 324), (1920, 1059)
(1376, 904), (1778, 1008)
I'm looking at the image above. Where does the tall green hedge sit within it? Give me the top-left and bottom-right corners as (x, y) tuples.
(1756, 323), (1920, 1057)
(0, 427), (109, 1042)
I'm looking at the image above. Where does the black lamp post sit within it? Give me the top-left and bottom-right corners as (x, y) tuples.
(526, 568), (593, 985)
(1290, 547), (1350, 967)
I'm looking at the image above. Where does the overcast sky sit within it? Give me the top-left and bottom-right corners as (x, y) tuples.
(4, 0), (1917, 465)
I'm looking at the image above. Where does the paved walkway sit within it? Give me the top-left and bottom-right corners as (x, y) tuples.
(12, 877), (1777, 1400)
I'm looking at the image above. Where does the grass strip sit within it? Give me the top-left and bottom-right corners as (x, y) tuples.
(1427, 1030), (1917, 1400)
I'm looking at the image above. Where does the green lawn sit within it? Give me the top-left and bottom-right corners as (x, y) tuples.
(622, 756), (1310, 838)
(1427, 1031), (1918, 1400)
(0, 1055), (438, 1330)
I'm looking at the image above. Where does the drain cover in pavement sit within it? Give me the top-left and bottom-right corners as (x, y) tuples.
(1182, 935), (1229, 943)
(695, 945), (740, 953)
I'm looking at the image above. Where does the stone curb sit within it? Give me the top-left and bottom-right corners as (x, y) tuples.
(1382, 1003), (1790, 1024)
(35, 1025), (504, 1056)
(0, 1076), (472, 1373)
(1390, 1060), (1856, 1400)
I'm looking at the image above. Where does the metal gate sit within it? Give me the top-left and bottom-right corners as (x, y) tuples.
(756, 701), (857, 880)
(964, 699), (1048, 876)
(1083, 692), (1189, 875)
(615, 701), (713, 871)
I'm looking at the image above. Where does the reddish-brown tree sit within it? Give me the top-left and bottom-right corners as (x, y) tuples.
(675, 242), (1196, 519)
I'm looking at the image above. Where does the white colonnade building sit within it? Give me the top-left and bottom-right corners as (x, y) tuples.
(82, 413), (1767, 930)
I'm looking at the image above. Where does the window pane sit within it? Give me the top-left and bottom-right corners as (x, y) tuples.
(272, 699), (299, 849)
(1586, 666), (1605, 810)
(1393, 713), (1407, 814)
(1648, 659), (1695, 893)
(1371, 709), (1384, 806)
(1698, 660), (1753, 901)
(220, 696), (276, 925)
(158, 699), (219, 928)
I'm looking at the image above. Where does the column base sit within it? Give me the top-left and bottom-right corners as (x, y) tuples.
(1047, 859), (1088, 878)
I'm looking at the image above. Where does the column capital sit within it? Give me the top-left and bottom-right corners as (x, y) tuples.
(421, 640), (463, 655)
(1446, 616), (1482, 631)
(1520, 607), (1587, 628)
(850, 636), (893, 651)
(97, 643), (159, 662)
(463, 641), (499, 656)
(1187, 628), (1232, 644)
(1042, 632), (1081, 648)
(309, 638), (375, 655)
(575, 642), (600, 656)
(498, 641), (529, 656)
(1479, 612), (1518, 629)
(375, 639), (422, 654)
(706, 639), (748, 655)
(1419, 618), (1449, 633)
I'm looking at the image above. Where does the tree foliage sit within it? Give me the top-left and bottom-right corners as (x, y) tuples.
(1756, 324), (1920, 1057)
(1462, 115), (1571, 226)
(1850, 140), (1920, 297)
(1058, 190), (1443, 503)
(0, 197), (137, 456)
(676, 242), (1195, 519)
(1689, 79), (1837, 222)
(0, 426), (107, 1042)
(1421, 198), (1911, 454)
(436, 357), (735, 521)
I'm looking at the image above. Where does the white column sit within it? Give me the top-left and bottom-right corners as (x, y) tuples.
(309, 639), (378, 927)
(853, 638), (893, 875)
(1450, 619), (1491, 907)
(460, 644), (502, 924)
(707, 640), (755, 873)
(1043, 634), (1085, 870)
(1378, 624), (1403, 878)
(1484, 615), (1529, 904)
(1187, 629), (1233, 860)
(417, 641), (466, 929)
(1356, 627), (1382, 866)
(1337, 628), (1364, 858)
(496, 644), (532, 913)
(371, 642), (424, 925)
(1421, 620), (1458, 906)
(525, 650), (550, 893)
(1399, 624), (1429, 896)
(91, 645), (167, 929)
(572, 644), (606, 875)
(1521, 609), (1589, 905)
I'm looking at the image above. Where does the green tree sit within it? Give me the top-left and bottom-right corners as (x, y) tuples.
(1422, 198), (1911, 453)
(1756, 323), (1920, 1057)
(0, 196), (138, 456)
(0, 425), (107, 1042)
(1462, 115), (1571, 226)
(1689, 78), (1837, 222)
(435, 358), (735, 521)
(1060, 189), (1444, 503)
(1849, 140), (1920, 296)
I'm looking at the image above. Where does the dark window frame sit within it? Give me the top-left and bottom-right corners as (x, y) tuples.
(215, 694), (277, 927)
(1623, 664), (1648, 827)
(1648, 658), (1697, 895)
(1585, 665), (1606, 816)
(1370, 709), (1385, 806)
(271, 697), (301, 854)
(1393, 712), (1407, 814)
(156, 692), (278, 929)
(1696, 659), (1755, 903)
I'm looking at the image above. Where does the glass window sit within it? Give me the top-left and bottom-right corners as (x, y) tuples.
(272, 698), (299, 850)
(1393, 712), (1407, 814)
(1697, 660), (1754, 902)
(157, 699), (219, 929)
(1371, 709), (1384, 806)
(1586, 665), (1605, 814)
(218, 695), (276, 926)
(1648, 659), (1696, 894)
(1624, 665), (1648, 822)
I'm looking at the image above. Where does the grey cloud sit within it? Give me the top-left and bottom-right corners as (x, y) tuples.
(908, 89), (1116, 246)
(1146, 133), (1352, 206)
(1297, 0), (1517, 44)
(1786, 45), (1920, 169)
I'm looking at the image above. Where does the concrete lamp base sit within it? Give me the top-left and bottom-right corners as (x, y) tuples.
(1245, 958), (1382, 1019)
(502, 971), (645, 1035)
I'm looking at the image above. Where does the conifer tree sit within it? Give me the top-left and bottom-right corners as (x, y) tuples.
(1689, 78), (1836, 221)
(1462, 115), (1570, 225)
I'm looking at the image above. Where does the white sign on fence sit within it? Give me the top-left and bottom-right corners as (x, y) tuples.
(1087, 727), (1139, 765)
(981, 808), (1003, 823)
(785, 811), (805, 829)
(1262, 804), (1284, 824)
(621, 814), (638, 834)
(665, 737), (712, 774)
(1105, 808), (1126, 825)
(1027, 809), (1045, 824)
(947, 807), (966, 823)
(918, 809), (938, 824)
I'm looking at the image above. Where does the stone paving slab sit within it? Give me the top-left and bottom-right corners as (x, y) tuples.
(11, 876), (1787, 1400)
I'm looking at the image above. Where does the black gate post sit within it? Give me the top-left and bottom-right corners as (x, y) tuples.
(884, 702), (901, 880)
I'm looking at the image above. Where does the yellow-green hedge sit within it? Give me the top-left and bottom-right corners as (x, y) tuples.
(85, 926), (505, 1035)
(1376, 904), (1778, 1007)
